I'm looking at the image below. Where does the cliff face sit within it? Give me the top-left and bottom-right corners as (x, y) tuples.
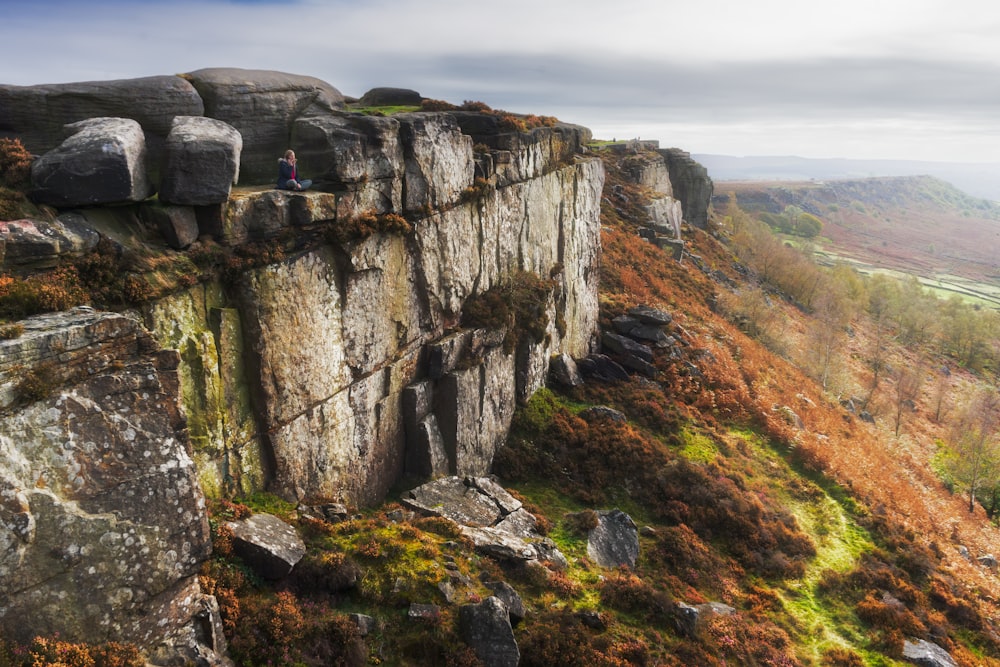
(0, 70), (606, 657)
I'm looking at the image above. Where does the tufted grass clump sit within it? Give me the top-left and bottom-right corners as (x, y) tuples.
(0, 269), (89, 319)
(327, 210), (413, 243)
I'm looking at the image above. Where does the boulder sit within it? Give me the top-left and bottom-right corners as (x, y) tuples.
(485, 581), (525, 626)
(577, 353), (630, 382)
(139, 203), (200, 250)
(902, 638), (958, 667)
(628, 305), (673, 326)
(349, 613), (376, 637)
(602, 331), (654, 362)
(159, 116), (243, 205)
(0, 215), (100, 273)
(359, 87), (423, 107)
(408, 603), (441, 620)
(183, 67), (345, 184)
(587, 509), (639, 569)
(0, 75), (204, 170)
(580, 405), (627, 423)
(31, 117), (153, 207)
(978, 554), (998, 569)
(549, 352), (584, 388)
(226, 512), (306, 580)
(459, 597), (520, 667)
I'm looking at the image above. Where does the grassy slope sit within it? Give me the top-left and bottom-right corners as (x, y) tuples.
(189, 152), (1000, 667)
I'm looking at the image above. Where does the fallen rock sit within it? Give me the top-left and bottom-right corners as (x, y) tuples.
(159, 116), (242, 206)
(139, 203), (200, 250)
(602, 331), (654, 362)
(628, 305), (673, 326)
(226, 512), (306, 580)
(549, 352), (584, 388)
(978, 554), (998, 569)
(31, 117), (153, 207)
(349, 613), (376, 637)
(408, 603), (441, 621)
(577, 353), (630, 382)
(587, 509), (639, 569)
(580, 405), (627, 423)
(485, 581), (525, 626)
(459, 596), (520, 667)
(902, 638), (958, 667)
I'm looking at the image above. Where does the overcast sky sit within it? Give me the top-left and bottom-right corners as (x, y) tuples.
(2, 0), (1000, 163)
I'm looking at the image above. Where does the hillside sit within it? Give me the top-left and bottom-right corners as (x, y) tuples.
(715, 176), (1000, 306)
(181, 151), (1000, 665)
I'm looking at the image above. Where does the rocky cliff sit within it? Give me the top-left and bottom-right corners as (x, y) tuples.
(0, 69), (611, 659)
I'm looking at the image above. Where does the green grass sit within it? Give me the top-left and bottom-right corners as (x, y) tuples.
(350, 104), (421, 116)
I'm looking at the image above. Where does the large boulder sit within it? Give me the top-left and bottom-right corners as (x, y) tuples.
(0, 75), (204, 169)
(458, 596), (520, 667)
(226, 512), (306, 580)
(183, 68), (345, 184)
(30, 117), (153, 207)
(159, 116), (242, 206)
(359, 87), (422, 107)
(587, 509), (639, 569)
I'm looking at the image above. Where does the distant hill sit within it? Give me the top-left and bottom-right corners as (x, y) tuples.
(695, 154), (1000, 202)
(713, 175), (1000, 296)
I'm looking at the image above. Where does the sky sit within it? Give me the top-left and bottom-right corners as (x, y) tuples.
(2, 0), (1000, 163)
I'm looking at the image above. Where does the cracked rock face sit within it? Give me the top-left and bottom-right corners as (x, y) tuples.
(0, 308), (213, 652)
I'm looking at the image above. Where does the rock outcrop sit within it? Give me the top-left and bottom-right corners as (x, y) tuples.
(0, 67), (668, 659)
(0, 307), (219, 661)
(660, 147), (713, 228)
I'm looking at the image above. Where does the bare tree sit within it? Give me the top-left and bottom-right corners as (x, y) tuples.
(891, 361), (924, 437)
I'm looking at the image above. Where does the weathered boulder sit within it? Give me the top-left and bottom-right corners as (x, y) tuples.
(159, 116), (242, 206)
(629, 305), (673, 325)
(31, 117), (153, 206)
(602, 331), (654, 362)
(0, 215), (100, 273)
(183, 68), (344, 184)
(397, 112), (474, 213)
(203, 187), (338, 245)
(459, 596), (520, 667)
(580, 405), (627, 423)
(902, 638), (958, 667)
(577, 353), (630, 382)
(485, 581), (525, 626)
(403, 476), (558, 563)
(0, 75), (204, 169)
(549, 352), (584, 388)
(359, 87), (423, 106)
(0, 307), (215, 656)
(660, 148), (713, 228)
(226, 512), (306, 580)
(587, 509), (639, 569)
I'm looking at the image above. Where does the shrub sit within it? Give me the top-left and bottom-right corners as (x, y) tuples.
(0, 322), (24, 339)
(327, 210), (413, 243)
(0, 138), (32, 190)
(0, 268), (89, 319)
(421, 99), (458, 111)
(599, 572), (673, 625)
(461, 270), (556, 354)
(461, 100), (492, 112)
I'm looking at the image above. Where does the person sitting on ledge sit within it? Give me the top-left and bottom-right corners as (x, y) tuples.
(277, 149), (312, 191)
